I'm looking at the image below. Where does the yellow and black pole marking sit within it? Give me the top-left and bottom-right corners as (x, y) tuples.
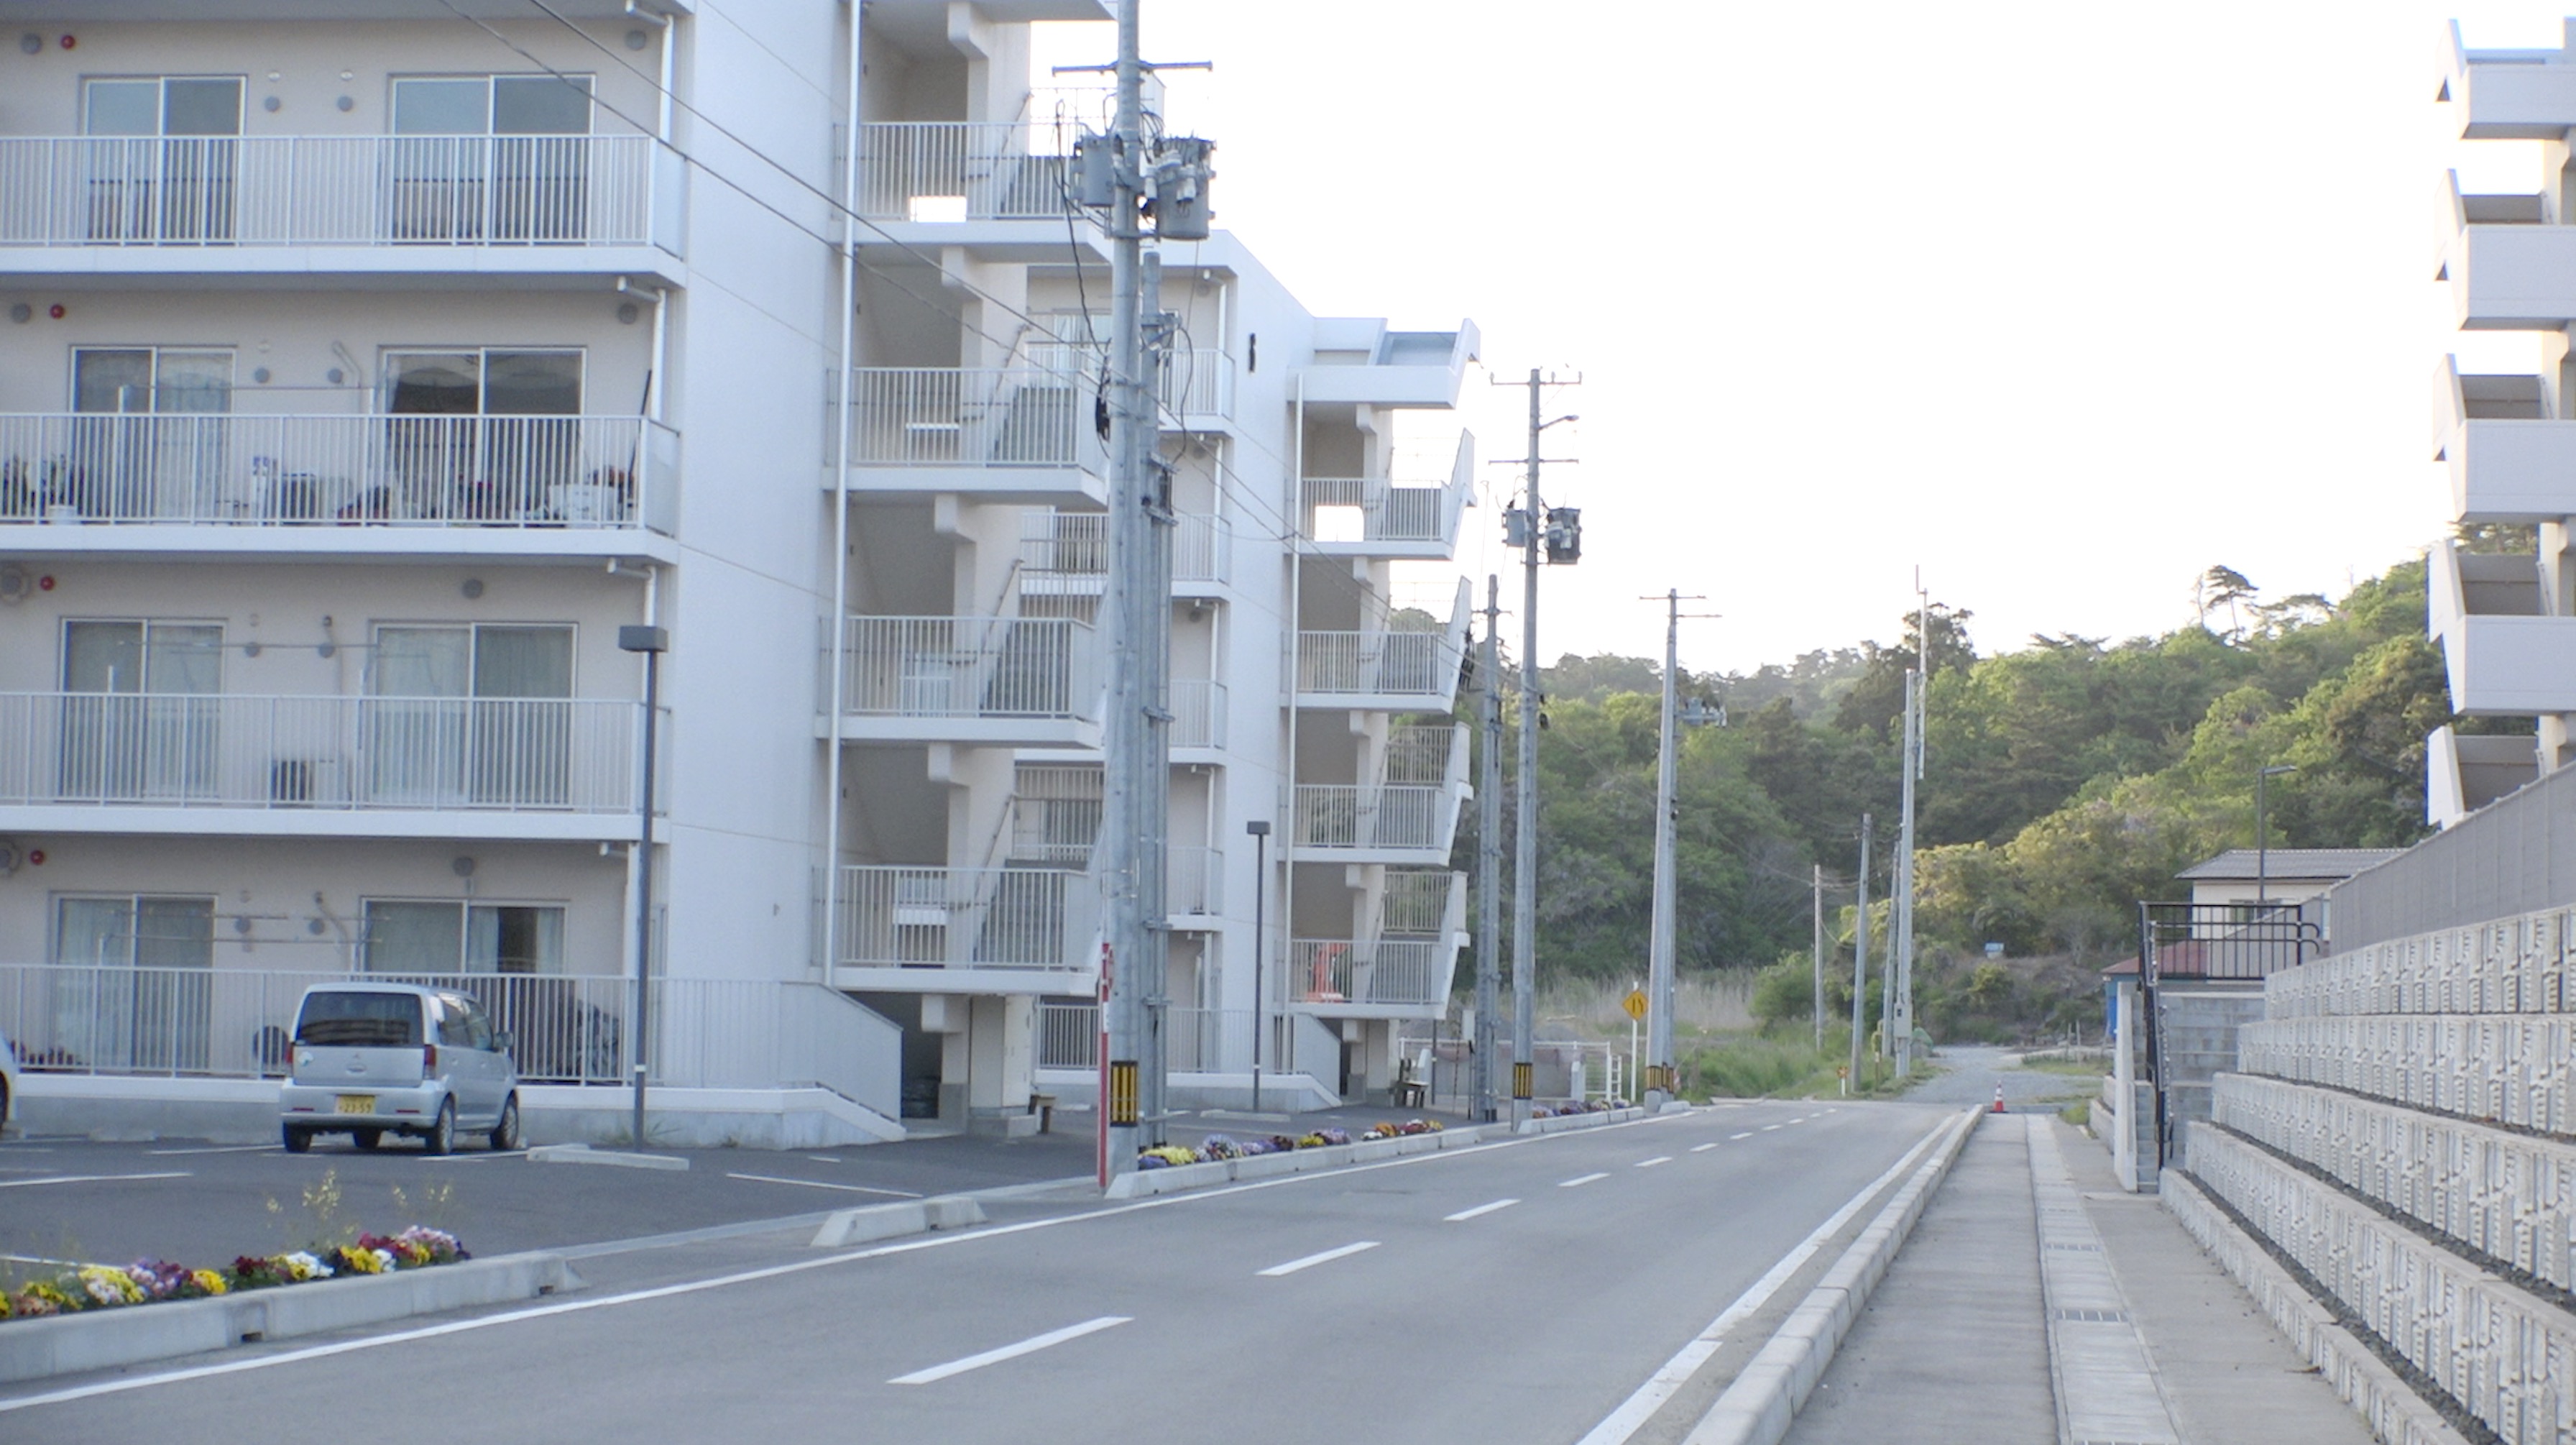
(1109, 1060), (1140, 1126)
(1512, 1061), (1533, 1101)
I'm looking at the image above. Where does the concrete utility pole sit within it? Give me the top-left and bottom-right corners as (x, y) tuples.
(1642, 590), (1710, 1107)
(1505, 369), (1580, 1124)
(1811, 863), (1826, 1052)
(1849, 813), (1871, 1091)
(1473, 576), (1504, 1122)
(1888, 585), (1926, 1078)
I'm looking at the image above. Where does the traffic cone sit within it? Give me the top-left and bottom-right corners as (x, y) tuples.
(1991, 1084), (2006, 1114)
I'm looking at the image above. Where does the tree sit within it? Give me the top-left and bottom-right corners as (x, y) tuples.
(2195, 565), (2257, 640)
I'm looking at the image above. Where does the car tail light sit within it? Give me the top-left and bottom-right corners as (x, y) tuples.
(423, 1043), (438, 1073)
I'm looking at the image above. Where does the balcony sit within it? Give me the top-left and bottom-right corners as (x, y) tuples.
(0, 692), (647, 840)
(0, 134), (685, 285)
(2437, 173), (2576, 331)
(1172, 679), (1227, 752)
(1296, 320), (1481, 408)
(2428, 540), (2576, 714)
(1291, 869), (1468, 1019)
(832, 615), (1100, 747)
(834, 369), (1108, 504)
(1167, 844), (1223, 924)
(0, 412), (677, 560)
(1300, 434), (1475, 560)
(2425, 724), (2541, 827)
(827, 863), (1099, 994)
(1021, 341), (1235, 431)
(2431, 359), (2576, 523)
(1018, 508), (1233, 599)
(1296, 577), (1473, 712)
(2442, 23), (2576, 139)
(1291, 725), (1471, 864)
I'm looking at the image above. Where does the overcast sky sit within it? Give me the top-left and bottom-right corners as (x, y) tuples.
(1037, 4), (2572, 677)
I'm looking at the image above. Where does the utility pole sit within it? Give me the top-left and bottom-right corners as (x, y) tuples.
(1811, 863), (1825, 1052)
(1849, 813), (1871, 1091)
(1889, 582), (1926, 1078)
(1501, 368), (1578, 1125)
(1642, 590), (1711, 1108)
(1473, 576), (1504, 1122)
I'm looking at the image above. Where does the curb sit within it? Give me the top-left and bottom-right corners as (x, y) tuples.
(1680, 1109), (1981, 1445)
(0, 1250), (575, 1385)
(809, 1195), (988, 1248)
(1104, 1106), (1655, 1201)
(2160, 1170), (2471, 1445)
(527, 1144), (690, 1170)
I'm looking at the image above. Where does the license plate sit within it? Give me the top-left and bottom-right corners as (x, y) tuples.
(335, 1094), (377, 1115)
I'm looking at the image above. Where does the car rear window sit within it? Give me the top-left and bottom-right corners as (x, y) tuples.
(295, 991), (422, 1047)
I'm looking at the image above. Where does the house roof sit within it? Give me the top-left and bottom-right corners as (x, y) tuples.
(2175, 848), (2406, 884)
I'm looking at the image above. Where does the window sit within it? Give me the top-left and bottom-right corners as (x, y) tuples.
(367, 624), (575, 807)
(72, 347), (233, 416)
(51, 894), (215, 1072)
(362, 901), (565, 976)
(387, 75), (594, 242)
(58, 620), (221, 800)
(380, 349), (582, 518)
(80, 77), (243, 242)
(57, 349), (231, 522)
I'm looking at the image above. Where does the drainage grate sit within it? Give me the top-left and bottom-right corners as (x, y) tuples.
(2045, 1242), (2103, 1251)
(2054, 1307), (2130, 1323)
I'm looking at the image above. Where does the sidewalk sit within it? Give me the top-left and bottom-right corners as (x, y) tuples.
(1782, 1113), (2376, 1445)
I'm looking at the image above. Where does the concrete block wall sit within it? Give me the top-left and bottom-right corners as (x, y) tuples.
(2235, 1014), (2576, 1134)
(2264, 907), (2569, 1019)
(2212, 1072), (2576, 1291)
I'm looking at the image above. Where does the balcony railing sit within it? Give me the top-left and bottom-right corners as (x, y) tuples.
(855, 121), (1077, 222)
(1169, 844), (1222, 917)
(0, 134), (676, 249)
(832, 864), (1098, 973)
(1300, 435), (1475, 551)
(0, 965), (897, 1117)
(1295, 629), (1460, 699)
(1172, 679), (1227, 750)
(0, 693), (643, 814)
(1024, 341), (1234, 423)
(0, 413), (677, 533)
(1292, 785), (1451, 853)
(1037, 1004), (1295, 1074)
(1018, 509), (1230, 588)
(839, 368), (1106, 472)
(1291, 938), (1455, 1008)
(839, 615), (1098, 722)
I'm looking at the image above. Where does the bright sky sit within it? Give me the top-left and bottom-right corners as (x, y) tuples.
(1037, 4), (2575, 676)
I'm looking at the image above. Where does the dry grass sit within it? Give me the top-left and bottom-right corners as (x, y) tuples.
(1539, 975), (1755, 1040)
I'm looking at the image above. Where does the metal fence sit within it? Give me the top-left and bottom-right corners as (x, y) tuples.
(2327, 759), (2576, 953)
(1036, 1002), (1296, 1075)
(0, 693), (643, 814)
(840, 368), (1105, 471)
(0, 134), (671, 248)
(831, 864), (1098, 973)
(0, 412), (678, 533)
(0, 965), (898, 1116)
(838, 615), (1098, 721)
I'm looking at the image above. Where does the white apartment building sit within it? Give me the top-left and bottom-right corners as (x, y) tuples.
(0, 0), (1478, 1145)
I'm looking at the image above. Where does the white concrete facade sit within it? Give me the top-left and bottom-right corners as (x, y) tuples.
(0, 1), (1478, 1142)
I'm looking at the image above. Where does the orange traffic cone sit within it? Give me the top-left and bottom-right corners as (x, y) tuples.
(1991, 1084), (2006, 1114)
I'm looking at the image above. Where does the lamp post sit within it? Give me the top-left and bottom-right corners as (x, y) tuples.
(1246, 819), (1270, 1112)
(2255, 763), (2297, 907)
(617, 623), (667, 1152)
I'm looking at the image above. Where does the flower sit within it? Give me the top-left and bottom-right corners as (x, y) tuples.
(277, 1251), (334, 1283)
(77, 1266), (144, 1307)
(188, 1269), (229, 1298)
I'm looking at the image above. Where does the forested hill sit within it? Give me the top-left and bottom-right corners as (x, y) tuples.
(1481, 558), (2478, 978)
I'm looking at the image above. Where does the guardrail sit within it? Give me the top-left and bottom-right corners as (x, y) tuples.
(840, 368), (1105, 470)
(838, 615), (1098, 721)
(831, 864), (1097, 972)
(0, 692), (643, 813)
(0, 134), (675, 248)
(0, 413), (677, 533)
(0, 965), (896, 1115)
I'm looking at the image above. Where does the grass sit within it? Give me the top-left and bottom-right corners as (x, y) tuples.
(2018, 1056), (2112, 1078)
(1680, 1028), (1926, 1102)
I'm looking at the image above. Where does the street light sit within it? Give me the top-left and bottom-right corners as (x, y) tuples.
(617, 623), (668, 1151)
(2255, 763), (2297, 907)
(1245, 820), (1270, 1113)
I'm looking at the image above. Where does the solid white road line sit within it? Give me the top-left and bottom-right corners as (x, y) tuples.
(1636, 1157), (1673, 1169)
(1729, 1132), (1754, 1140)
(1559, 1172), (1610, 1188)
(726, 1172), (923, 1198)
(1572, 1113), (1964, 1445)
(1445, 1198), (1519, 1222)
(1257, 1241), (1381, 1277)
(146, 1144), (278, 1157)
(0, 1171), (190, 1189)
(806, 1156), (843, 1165)
(888, 1317), (1131, 1385)
(1690, 1142), (1721, 1153)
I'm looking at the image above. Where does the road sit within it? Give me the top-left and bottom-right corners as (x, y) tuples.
(0, 1100), (1963, 1445)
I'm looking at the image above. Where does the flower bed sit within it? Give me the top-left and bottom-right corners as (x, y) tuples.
(1530, 1099), (1626, 1118)
(1135, 1121), (1444, 1170)
(1, 1228), (469, 1322)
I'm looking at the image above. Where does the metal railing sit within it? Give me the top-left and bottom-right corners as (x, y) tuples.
(1171, 679), (1227, 750)
(840, 367), (1106, 471)
(837, 615), (1098, 721)
(1017, 508), (1229, 587)
(1036, 1002), (1294, 1074)
(1169, 845), (1222, 917)
(0, 134), (671, 248)
(0, 692), (644, 813)
(1295, 629), (1461, 699)
(0, 413), (678, 533)
(831, 864), (1098, 972)
(1291, 784), (1450, 852)
(0, 965), (898, 1116)
(1023, 341), (1233, 422)
(853, 121), (1078, 221)
(1302, 475), (1468, 546)
(1290, 938), (1455, 1008)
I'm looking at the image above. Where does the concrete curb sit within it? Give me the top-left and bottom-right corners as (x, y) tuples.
(2161, 1170), (2471, 1445)
(809, 1195), (988, 1248)
(1517, 1106), (1648, 1135)
(1104, 1104), (1660, 1201)
(527, 1143), (689, 1170)
(1681, 1109), (1981, 1445)
(0, 1250), (574, 1385)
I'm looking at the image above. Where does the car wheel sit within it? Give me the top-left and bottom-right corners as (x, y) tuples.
(351, 1128), (383, 1152)
(282, 1124), (312, 1154)
(423, 1099), (455, 1156)
(489, 1093), (522, 1152)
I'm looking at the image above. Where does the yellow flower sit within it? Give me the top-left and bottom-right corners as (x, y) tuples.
(190, 1270), (229, 1296)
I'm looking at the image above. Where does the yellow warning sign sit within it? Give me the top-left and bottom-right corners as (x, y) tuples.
(1622, 989), (1649, 1023)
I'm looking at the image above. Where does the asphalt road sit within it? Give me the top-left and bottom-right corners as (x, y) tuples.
(1, 1100), (1963, 1445)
